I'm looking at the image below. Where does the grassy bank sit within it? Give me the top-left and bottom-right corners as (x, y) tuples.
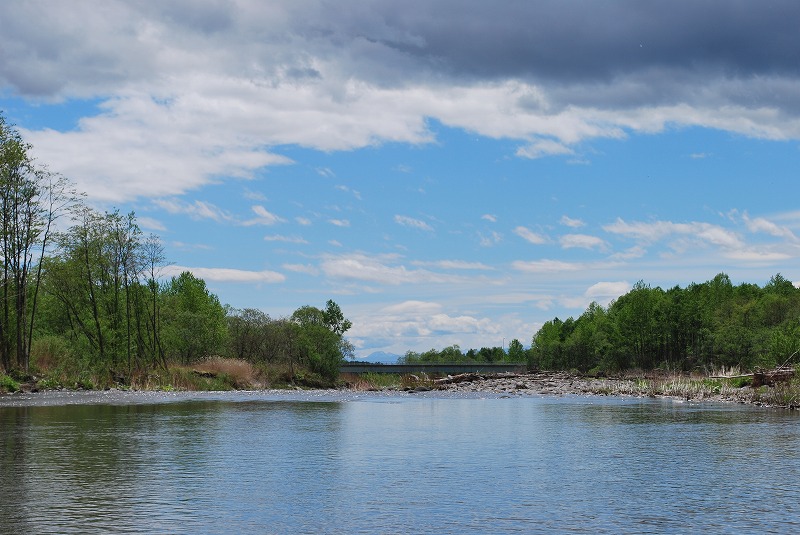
(346, 368), (800, 409)
(5, 363), (800, 409)
(0, 357), (340, 393)
(593, 372), (800, 408)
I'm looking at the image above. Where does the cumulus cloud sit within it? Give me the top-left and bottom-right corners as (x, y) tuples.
(743, 213), (798, 241)
(560, 233), (609, 251)
(348, 300), (501, 341)
(512, 259), (584, 273)
(136, 216), (166, 232)
(6, 2), (800, 202)
(264, 234), (308, 244)
(320, 253), (464, 285)
(585, 281), (631, 305)
(164, 265), (285, 283)
(282, 263), (319, 275)
(395, 215), (433, 231)
(244, 205), (286, 226)
(412, 260), (494, 271)
(153, 198), (233, 222)
(560, 215), (585, 228)
(513, 226), (547, 245)
(516, 139), (574, 159)
(478, 231), (503, 247)
(603, 218), (744, 249)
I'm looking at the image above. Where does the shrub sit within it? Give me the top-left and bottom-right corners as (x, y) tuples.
(0, 374), (20, 393)
(30, 335), (73, 373)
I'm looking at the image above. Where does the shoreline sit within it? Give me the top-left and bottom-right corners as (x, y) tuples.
(2, 371), (796, 409)
(427, 371), (796, 408)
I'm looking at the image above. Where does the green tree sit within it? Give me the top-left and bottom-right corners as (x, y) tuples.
(290, 300), (353, 381)
(0, 114), (76, 372)
(160, 271), (227, 364)
(507, 338), (525, 362)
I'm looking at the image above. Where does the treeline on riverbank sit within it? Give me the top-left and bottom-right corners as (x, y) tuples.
(399, 340), (526, 365)
(529, 273), (800, 374)
(396, 273), (800, 377)
(0, 113), (354, 391)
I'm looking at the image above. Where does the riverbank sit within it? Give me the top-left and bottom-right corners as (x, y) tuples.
(420, 371), (799, 408)
(3, 368), (798, 409)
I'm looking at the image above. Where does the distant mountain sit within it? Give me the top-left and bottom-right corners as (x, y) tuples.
(359, 351), (401, 364)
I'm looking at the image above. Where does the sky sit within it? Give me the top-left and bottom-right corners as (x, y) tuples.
(1, 1), (799, 359)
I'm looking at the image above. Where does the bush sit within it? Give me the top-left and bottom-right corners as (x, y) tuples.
(0, 374), (20, 393)
(30, 335), (73, 373)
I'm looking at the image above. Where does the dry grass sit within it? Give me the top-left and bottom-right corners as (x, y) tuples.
(193, 357), (256, 388)
(124, 358), (259, 391)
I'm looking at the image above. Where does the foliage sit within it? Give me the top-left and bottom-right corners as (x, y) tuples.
(225, 299), (354, 384)
(399, 342), (523, 365)
(160, 271), (227, 363)
(529, 273), (800, 373)
(0, 111), (359, 390)
(0, 373), (20, 392)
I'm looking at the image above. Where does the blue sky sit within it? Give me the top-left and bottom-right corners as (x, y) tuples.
(1, 1), (799, 358)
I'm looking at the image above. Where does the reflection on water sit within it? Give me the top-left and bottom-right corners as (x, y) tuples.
(2, 394), (800, 534)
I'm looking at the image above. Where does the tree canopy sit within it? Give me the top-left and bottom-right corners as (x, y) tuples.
(528, 273), (800, 373)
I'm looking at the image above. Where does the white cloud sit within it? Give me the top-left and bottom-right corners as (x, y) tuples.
(560, 215), (585, 228)
(478, 231), (503, 247)
(320, 253), (464, 285)
(244, 205), (286, 226)
(153, 198), (233, 222)
(348, 300), (501, 342)
(513, 226), (547, 244)
(394, 215), (433, 231)
(171, 241), (213, 251)
(512, 259), (583, 272)
(482, 214), (498, 223)
(329, 219), (350, 227)
(611, 246), (647, 260)
(585, 281), (631, 305)
(136, 216), (166, 232)
(296, 216), (312, 226)
(560, 233), (608, 251)
(603, 218), (744, 249)
(516, 138), (575, 159)
(164, 265), (285, 283)
(412, 260), (494, 271)
(264, 234), (308, 244)
(743, 213), (798, 241)
(282, 263), (319, 275)
(336, 184), (362, 200)
(7, 3), (800, 207)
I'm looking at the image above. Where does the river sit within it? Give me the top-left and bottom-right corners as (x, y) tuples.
(2, 390), (799, 534)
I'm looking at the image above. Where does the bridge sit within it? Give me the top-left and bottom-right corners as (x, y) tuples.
(340, 362), (527, 375)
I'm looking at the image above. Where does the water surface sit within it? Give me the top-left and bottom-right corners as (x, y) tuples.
(1, 391), (798, 534)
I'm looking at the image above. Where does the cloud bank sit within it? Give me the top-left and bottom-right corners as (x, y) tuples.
(4, 1), (800, 201)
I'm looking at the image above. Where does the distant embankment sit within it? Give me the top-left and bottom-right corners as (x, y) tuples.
(340, 363), (527, 375)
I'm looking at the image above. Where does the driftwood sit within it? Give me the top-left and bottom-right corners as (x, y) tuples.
(710, 368), (796, 388)
(752, 369), (795, 388)
(433, 372), (521, 385)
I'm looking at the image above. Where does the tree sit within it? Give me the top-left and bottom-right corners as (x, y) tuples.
(290, 300), (353, 381)
(0, 114), (76, 372)
(507, 339), (525, 362)
(160, 271), (227, 364)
